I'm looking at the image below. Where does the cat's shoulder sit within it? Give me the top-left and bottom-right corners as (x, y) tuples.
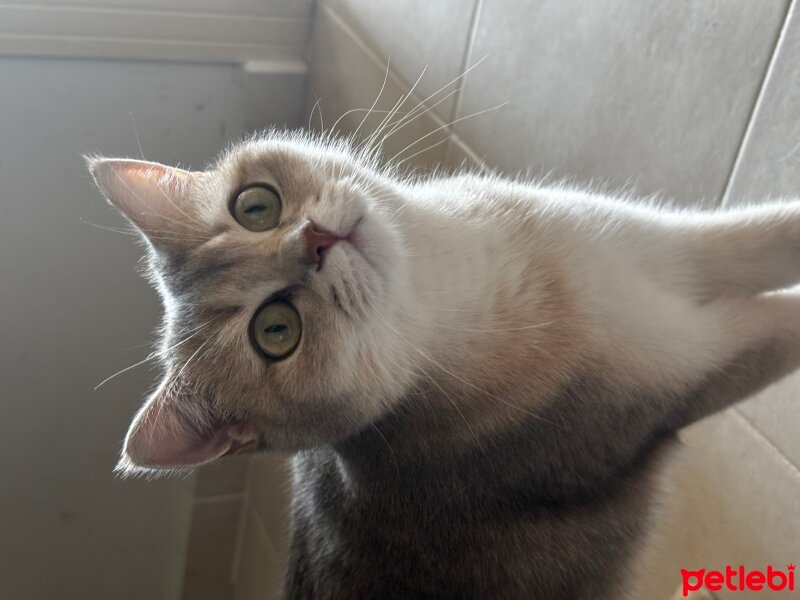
(411, 172), (600, 223)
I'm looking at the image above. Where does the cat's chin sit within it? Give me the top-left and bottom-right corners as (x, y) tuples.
(245, 406), (392, 454)
(312, 215), (400, 321)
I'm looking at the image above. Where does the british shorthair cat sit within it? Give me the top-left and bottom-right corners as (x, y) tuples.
(89, 130), (800, 599)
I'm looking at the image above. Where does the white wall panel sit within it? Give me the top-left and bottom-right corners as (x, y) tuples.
(0, 0), (314, 64)
(0, 56), (306, 600)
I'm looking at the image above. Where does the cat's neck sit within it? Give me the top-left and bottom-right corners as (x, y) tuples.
(345, 183), (578, 470)
(387, 191), (534, 361)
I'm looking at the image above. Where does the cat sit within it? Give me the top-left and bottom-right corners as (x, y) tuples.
(89, 130), (800, 599)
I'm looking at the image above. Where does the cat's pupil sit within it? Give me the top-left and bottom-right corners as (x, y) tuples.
(265, 324), (288, 334)
(245, 204), (266, 214)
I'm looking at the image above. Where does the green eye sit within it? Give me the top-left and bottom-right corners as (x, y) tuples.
(232, 185), (281, 232)
(251, 301), (301, 359)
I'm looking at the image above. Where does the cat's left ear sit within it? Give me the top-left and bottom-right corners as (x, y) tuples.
(117, 379), (260, 473)
(88, 158), (198, 242)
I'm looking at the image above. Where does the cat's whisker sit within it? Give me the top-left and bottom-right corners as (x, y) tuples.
(391, 135), (452, 170)
(308, 97), (323, 132)
(80, 219), (140, 238)
(380, 88), (458, 146)
(385, 203), (409, 224)
(171, 323), (226, 385)
(418, 366), (491, 464)
(118, 340), (157, 352)
(196, 327), (228, 364)
(359, 65), (428, 156)
(385, 101), (509, 167)
(145, 203), (207, 234)
(358, 292), (549, 429)
(377, 54), (489, 146)
(94, 352), (158, 390)
(98, 221), (208, 244)
(129, 112), (146, 161)
(355, 92), (408, 159)
(369, 422), (400, 478)
(162, 316), (223, 357)
(350, 56), (392, 143)
(329, 108), (409, 139)
(147, 235), (208, 244)
(370, 72), (433, 149)
(317, 101), (325, 132)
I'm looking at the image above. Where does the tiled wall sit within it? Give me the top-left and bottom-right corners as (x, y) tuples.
(182, 458), (249, 600)
(183, 454), (293, 600)
(231, 1), (800, 598)
(303, 1), (800, 598)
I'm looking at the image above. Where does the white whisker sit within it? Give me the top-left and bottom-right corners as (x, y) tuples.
(94, 353), (157, 390)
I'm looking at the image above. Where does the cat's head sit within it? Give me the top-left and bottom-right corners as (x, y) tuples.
(89, 133), (415, 473)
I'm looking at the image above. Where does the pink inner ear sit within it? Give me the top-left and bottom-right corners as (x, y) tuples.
(88, 158), (194, 240)
(122, 398), (258, 469)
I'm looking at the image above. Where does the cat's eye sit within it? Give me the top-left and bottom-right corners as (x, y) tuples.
(251, 300), (302, 359)
(232, 185), (282, 232)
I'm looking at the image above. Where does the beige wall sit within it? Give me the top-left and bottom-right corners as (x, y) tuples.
(234, 1), (800, 598)
(183, 455), (292, 600)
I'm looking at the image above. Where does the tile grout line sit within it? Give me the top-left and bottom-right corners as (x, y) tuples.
(250, 494), (283, 564)
(229, 460), (255, 586)
(719, 0), (795, 208)
(449, 132), (491, 173)
(731, 408), (800, 480)
(321, 2), (485, 171)
(444, 0), (487, 171)
(448, 0), (484, 126)
(320, 4), (425, 108)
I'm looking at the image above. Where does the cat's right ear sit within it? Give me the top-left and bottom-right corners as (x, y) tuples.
(87, 157), (197, 243)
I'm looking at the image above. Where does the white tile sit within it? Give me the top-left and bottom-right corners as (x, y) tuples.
(635, 411), (800, 598)
(307, 5), (452, 171)
(724, 3), (800, 204)
(443, 134), (487, 174)
(454, 0), (787, 204)
(196, 456), (250, 498)
(234, 506), (285, 600)
(719, 5), (800, 473)
(249, 455), (292, 563)
(320, 0), (478, 121)
(737, 375), (800, 473)
(182, 498), (244, 600)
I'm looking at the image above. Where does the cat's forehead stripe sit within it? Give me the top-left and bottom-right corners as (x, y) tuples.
(227, 146), (312, 191)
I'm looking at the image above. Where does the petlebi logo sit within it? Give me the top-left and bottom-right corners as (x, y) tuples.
(681, 564), (795, 596)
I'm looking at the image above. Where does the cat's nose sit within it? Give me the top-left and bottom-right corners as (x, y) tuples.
(303, 220), (342, 265)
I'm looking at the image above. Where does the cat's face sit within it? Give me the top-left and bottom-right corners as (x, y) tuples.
(90, 134), (415, 472)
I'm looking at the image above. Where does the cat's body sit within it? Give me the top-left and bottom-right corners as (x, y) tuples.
(89, 133), (800, 599)
(285, 175), (800, 599)
(289, 395), (667, 600)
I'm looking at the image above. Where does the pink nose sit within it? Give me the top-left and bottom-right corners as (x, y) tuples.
(303, 221), (342, 264)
